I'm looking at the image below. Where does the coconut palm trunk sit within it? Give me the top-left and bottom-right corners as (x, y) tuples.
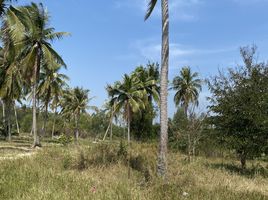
(184, 104), (191, 162)
(32, 46), (41, 147)
(103, 108), (114, 141)
(2, 100), (6, 131)
(51, 107), (57, 138)
(6, 101), (11, 142)
(127, 102), (131, 144)
(41, 103), (49, 136)
(110, 120), (113, 141)
(102, 122), (111, 141)
(14, 103), (20, 135)
(75, 114), (80, 141)
(157, 0), (169, 177)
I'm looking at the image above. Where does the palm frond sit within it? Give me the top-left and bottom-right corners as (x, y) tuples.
(145, 0), (157, 20)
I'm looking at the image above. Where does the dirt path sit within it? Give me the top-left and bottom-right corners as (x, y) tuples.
(0, 146), (38, 161)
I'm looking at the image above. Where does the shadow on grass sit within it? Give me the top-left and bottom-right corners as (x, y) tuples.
(207, 162), (268, 178)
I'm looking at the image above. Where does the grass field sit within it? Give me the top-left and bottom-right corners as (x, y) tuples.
(0, 136), (267, 200)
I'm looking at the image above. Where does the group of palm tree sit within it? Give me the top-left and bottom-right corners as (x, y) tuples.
(0, 2), (90, 146)
(0, 0), (201, 178)
(106, 64), (160, 144)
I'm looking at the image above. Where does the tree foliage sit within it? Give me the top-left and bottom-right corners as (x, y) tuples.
(208, 46), (268, 168)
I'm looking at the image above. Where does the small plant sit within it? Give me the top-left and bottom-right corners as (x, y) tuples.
(57, 134), (73, 145)
(117, 141), (127, 159)
(130, 155), (145, 172)
(76, 150), (87, 171)
(62, 154), (72, 170)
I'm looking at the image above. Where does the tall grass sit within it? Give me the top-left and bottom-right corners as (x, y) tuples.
(0, 140), (267, 200)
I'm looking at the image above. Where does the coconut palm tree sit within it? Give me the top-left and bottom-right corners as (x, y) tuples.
(6, 3), (69, 147)
(145, 0), (170, 177)
(171, 66), (202, 162)
(130, 64), (160, 139)
(37, 63), (69, 136)
(171, 67), (202, 117)
(0, 45), (23, 141)
(107, 75), (146, 144)
(61, 87), (91, 141)
(132, 63), (160, 104)
(0, 21), (24, 141)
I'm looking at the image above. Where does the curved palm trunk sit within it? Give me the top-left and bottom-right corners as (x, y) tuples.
(14, 103), (20, 135)
(33, 47), (41, 148)
(157, 0), (169, 178)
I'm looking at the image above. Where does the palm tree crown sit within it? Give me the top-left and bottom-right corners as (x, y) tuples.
(171, 66), (202, 116)
(107, 74), (146, 143)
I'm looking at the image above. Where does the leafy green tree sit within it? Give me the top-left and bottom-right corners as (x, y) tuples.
(168, 108), (188, 151)
(208, 46), (268, 169)
(6, 3), (69, 147)
(145, 0), (170, 177)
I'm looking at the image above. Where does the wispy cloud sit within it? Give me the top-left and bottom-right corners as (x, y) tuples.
(113, 0), (202, 21)
(131, 38), (236, 70)
(232, 0), (268, 4)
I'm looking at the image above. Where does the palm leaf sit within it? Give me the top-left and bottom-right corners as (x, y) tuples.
(145, 0), (157, 20)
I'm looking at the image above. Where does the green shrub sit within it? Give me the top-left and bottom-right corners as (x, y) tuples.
(76, 150), (87, 171)
(117, 141), (127, 159)
(62, 153), (72, 170)
(57, 134), (73, 145)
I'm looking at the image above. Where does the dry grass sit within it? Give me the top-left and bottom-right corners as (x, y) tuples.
(0, 139), (267, 200)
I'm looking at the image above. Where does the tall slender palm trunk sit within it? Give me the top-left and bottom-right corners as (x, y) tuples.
(33, 80), (40, 147)
(2, 100), (6, 133)
(157, 0), (169, 177)
(75, 114), (80, 141)
(41, 103), (49, 136)
(184, 104), (191, 162)
(102, 121), (111, 141)
(14, 103), (20, 135)
(127, 102), (131, 179)
(51, 107), (57, 138)
(33, 49), (41, 147)
(110, 120), (113, 141)
(127, 102), (131, 144)
(6, 101), (11, 142)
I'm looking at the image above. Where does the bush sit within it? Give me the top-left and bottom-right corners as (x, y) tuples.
(57, 134), (73, 145)
(76, 150), (87, 171)
(117, 141), (127, 159)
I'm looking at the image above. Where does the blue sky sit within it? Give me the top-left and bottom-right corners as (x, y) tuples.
(16, 0), (268, 117)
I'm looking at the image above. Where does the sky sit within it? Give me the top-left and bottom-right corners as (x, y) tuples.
(16, 0), (268, 117)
